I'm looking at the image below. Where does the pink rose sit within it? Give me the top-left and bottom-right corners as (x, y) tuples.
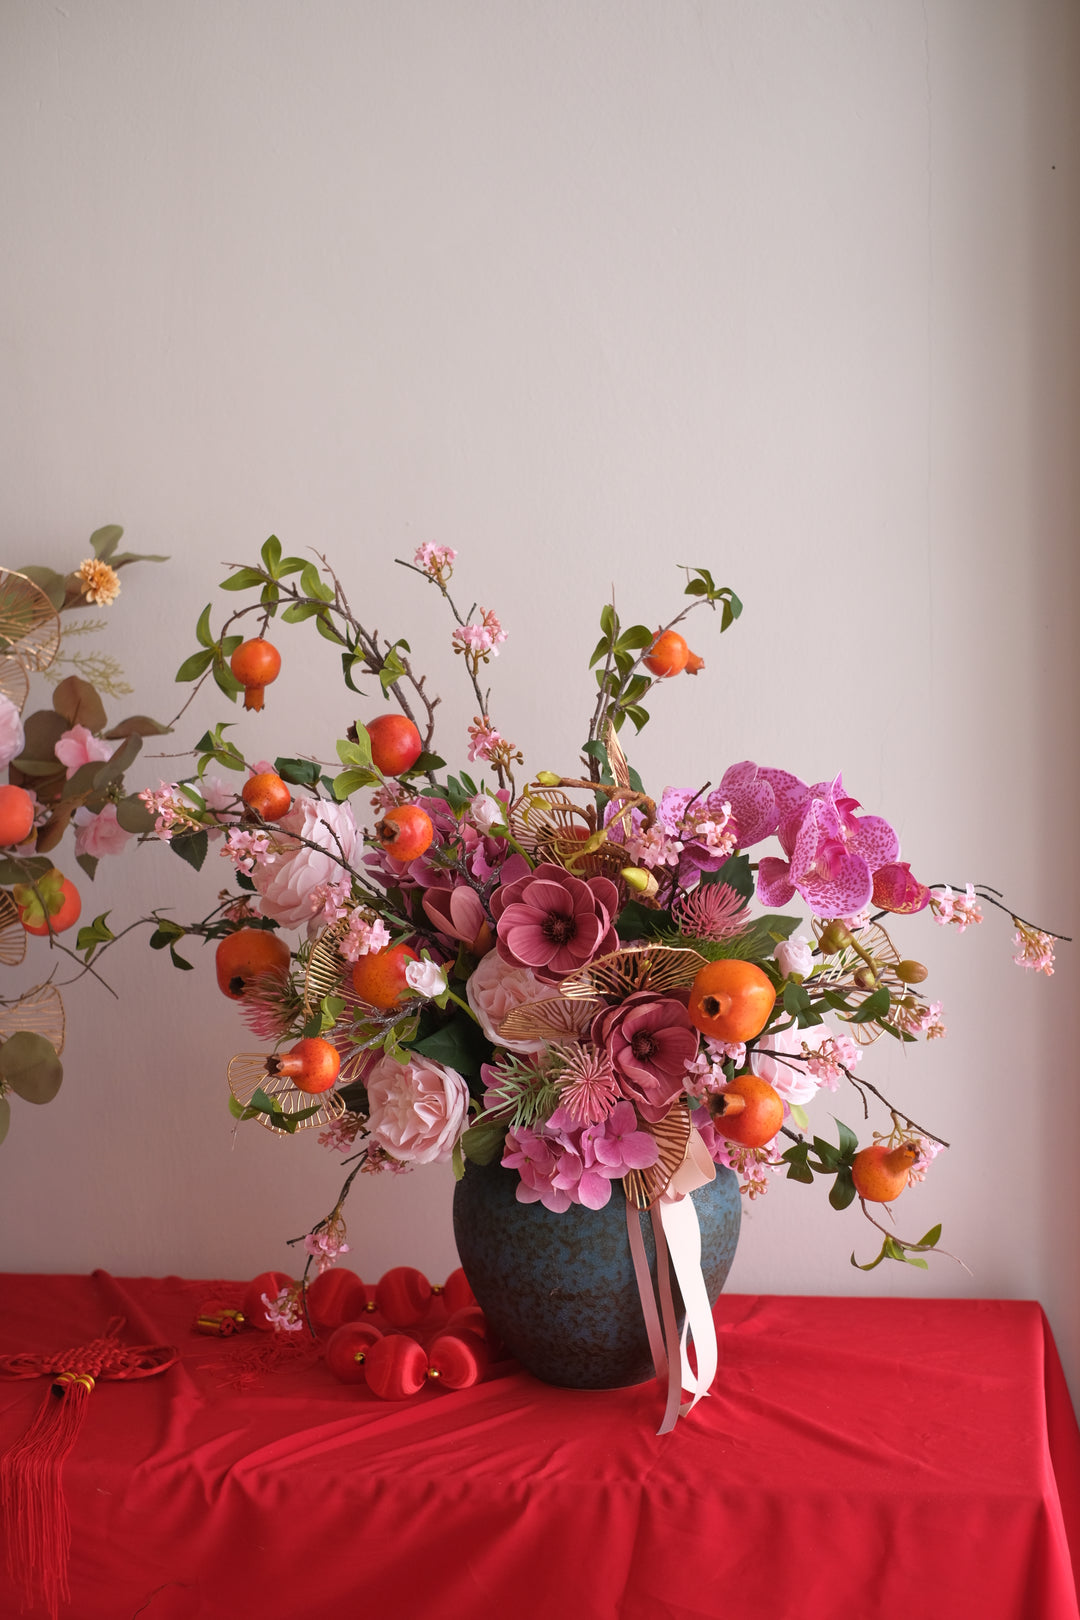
(54, 725), (115, 779)
(252, 797), (358, 929)
(74, 804), (131, 858)
(465, 948), (552, 1054)
(0, 694), (25, 769)
(365, 1052), (469, 1165)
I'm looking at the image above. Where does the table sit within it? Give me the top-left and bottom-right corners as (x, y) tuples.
(1, 1273), (1078, 1620)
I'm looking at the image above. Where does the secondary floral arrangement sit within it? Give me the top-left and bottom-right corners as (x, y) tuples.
(116, 537), (1066, 1298)
(0, 528), (166, 1143)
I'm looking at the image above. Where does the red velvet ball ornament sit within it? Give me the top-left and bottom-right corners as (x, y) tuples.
(325, 1322), (384, 1385)
(442, 1267), (476, 1315)
(428, 1329), (488, 1390)
(364, 1333), (429, 1400)
(375, 1266), (433, 1328)
(306, 1268), (369, 1333)
(445, 1305), (489, 1342)
(242, 1272), (294, 1332)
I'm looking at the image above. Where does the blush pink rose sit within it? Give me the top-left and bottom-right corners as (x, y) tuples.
(74, 804), (131, 858)
(252, 797), (358, 929)
(364, 1052), (470, 1165)
(54, 724), (115, 779)
(465, 948), (552, 1054)
(0, 694), (24, 770)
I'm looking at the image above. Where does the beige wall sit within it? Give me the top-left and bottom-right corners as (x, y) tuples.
(2, 2), (1079, 1387)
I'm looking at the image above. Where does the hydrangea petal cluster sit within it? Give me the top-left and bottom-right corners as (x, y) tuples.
(502, 1101), (658, 1212)
(252, 798), (359, 929)
(757, 774), (900, 920)
(492, 861), (619, 983)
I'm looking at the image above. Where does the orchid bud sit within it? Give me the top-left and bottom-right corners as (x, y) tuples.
(853, 965), (878, 990)
(895, 959), (929, 985)
(621, 867), (659, 898)
(872, 861), (931, 915)
(817, 921), (853, 956)
(535, 771), (561, 787)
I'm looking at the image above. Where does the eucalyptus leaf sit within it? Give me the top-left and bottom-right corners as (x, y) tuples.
(89, 524), (124, 560)
(0, 1032), (63, 1104)
(52, 676), (107, 732)
(115, 793), (156, 834)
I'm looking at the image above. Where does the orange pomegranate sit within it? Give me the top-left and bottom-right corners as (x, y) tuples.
(707, 1073), (784, 1149)
(684, 649), (705, 675)
(376, 805), (434, 862)
(267, 1037), (340, 1095)
(230, 638), (282, 712)
(643, 629), (689, 678)
(366, 714), (423, 776)
(17, 873), (81, 936)
(351, 943), (419, 1010)
(215, 927), (292, 999)
(851, 1142), (920, 1203)
(688, 959), (777, 1043)
(241, 771), (292, 821)
(0, 785), (35, 847)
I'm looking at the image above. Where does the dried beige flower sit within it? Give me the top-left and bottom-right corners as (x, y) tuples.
(75, 557), (121, 606)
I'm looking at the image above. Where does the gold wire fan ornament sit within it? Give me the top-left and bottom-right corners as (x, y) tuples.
(811, 918), (905, 1045)
(508, 784), (626, 882)
(560, 943), (706, 1003)
(0, 984), (66, 1054)
(0, 655), (30, 714)
(302, 917), (350, 1015)
(226, 1053), (345, 1134)
(622, 1101), (693, 1211)
(497, 995), (600, 1046)
(0, 569), (62, 685)
(0, 891), (27, 967)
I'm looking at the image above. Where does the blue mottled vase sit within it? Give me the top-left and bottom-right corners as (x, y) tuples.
(452, 1158), (741, 1389)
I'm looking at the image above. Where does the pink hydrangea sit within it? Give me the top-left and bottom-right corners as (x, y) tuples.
(253, 798), (359, 929)
(364, 1052), (469, 1165)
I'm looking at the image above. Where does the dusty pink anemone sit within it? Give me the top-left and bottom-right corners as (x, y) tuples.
(591, 990), (699, 1123)
(491, 862), (619, 983)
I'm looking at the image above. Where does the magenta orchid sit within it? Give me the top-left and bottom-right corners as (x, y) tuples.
(757, 774), (900, 920)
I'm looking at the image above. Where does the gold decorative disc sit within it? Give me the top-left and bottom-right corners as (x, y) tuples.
(812, 919), (905, 1044)
(0, 654), (29, 713)
(560, 944), (706, 1002)
(498, 995), (600, 1045)
(227, 1052), (345, 1134)
(0, 891), (27, 966)
(623, 1102), (693, 1211)
(0, 569), (61, 675)
(302, 917), (349, 1015)
(508, 785), (625, 881)
(0, 983), (65, 1053)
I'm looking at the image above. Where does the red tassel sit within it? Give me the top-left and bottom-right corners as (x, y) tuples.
(1, 1372), (95, 1620)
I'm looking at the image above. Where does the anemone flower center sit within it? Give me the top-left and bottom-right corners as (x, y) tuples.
(631, 1030), (658, 1060)
(543, 913), (577, 945)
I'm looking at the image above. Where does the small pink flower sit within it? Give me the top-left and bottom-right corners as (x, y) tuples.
(303, 1228), (350, 1275)
(221, 828), (271, 875)
(307, 877), (353, 926)
(414, 543), (457, 583)
(907, 1137), (944, 1183)
(73, 803), (131, 858)
(260, 1287), (304, 1332)
(318, 1113), (363, 1153)
(930, 884), (983, 932)
(467, 717), (503, 762)
(338, 913), (392, 963)
(775, 934), (814, 980)
(1012, 922), (1056, 976)
(54, 724), (115, 779)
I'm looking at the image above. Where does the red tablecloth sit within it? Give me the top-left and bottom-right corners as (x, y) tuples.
(1, 1273), (1078, 1620)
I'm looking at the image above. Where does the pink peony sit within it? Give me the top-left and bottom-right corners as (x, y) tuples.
(491, 861), (619, 983)
(465, 948), (552, 1053)
(0, 694), (25, 769)
(252, 797), (358, 929)
(364, 1052), (470, 1166)
(73, 804), (131, 858)
(54, 724), (115, 779)
(591, 990), (699, 1123)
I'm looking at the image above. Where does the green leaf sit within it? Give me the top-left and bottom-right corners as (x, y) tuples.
(315, 612), (346, 646)
(175, 648), (215, 682)
(261, 535), (283, 577)
(17, 566), (66, 609)
(281, 602), (319, 624)
(404, 1013), (491, 1082)
(89, 524), (124, 561)
(299, 563), (334, 602)
(195, 603), (215, 648)
(169, 944), (194, 970)
(337, 731), (373, 770)
(614, 625), (654, 652)
(52, 675), (107, 732)
(379, 645), (408, 692)
(460, 1117), (506, 1167)
(616, 899), (668, 939)
(834, 1119), (859, 1159)
(102, 714), (172, 740)
(114, 793), (156, 834)
(76, 911), (114, 954)
(829, 1168), (857, 1210)
(333, 767), (379, 801)
(789, 1102), (809, 1131)
(0, 1032), (63, 1104)
(917, 1224), (943, 1249)
(588, 636), (609, 670)
(0, 856), (53, 886)
(849, 987), (891, 1025)
(219, 567), (266, 592)
(75, 852), (99, 882)
(92, 732), (140, 791)
(783, 981), (812, 1018)
(341, 652), (367, 693)
(277, 555), (307, 576)
(701, 852), (755, 901)
(622, 704), (650, 733)
(171, 830), (208, 871)
(274, 757), (321, 787)
(599, 603), (619, 642)
(212, 662), (243, 702)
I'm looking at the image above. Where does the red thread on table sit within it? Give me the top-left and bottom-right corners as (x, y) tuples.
(0, 1316), (178, 1620)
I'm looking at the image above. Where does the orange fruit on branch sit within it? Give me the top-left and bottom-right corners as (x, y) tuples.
(0, 785), (36, 846)
(376, 805), (434, 862)
(351, 943), (419, 1010)
(267, 1036), (340, 1095)
(851, 1142), (920, 1203)
(688, 959), (777, 1042)
(215, 927), (291, 999)
(230, 638), (282, 712)
(707, 1073), (784, 1149)
(365, 714), (423, 777)
(17, 872), (81, 935)
(643, 629), (689, 678)
(241, 771), (292, 822)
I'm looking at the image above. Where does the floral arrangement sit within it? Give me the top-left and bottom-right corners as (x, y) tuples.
(0, 528), (166, 1142)
(126, 538), (1064, 1288)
